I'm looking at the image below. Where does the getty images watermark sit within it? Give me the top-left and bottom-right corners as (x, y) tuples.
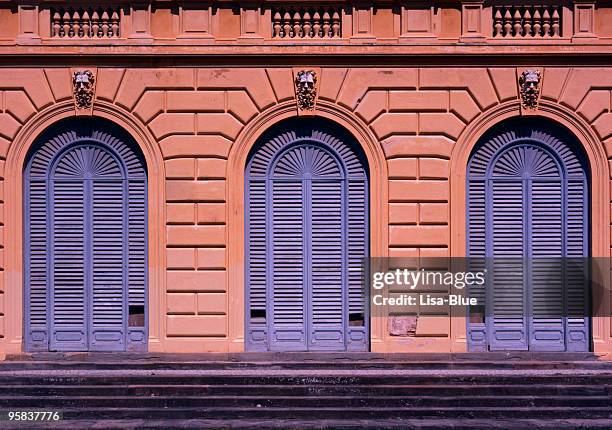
(370, 268), (485, 307)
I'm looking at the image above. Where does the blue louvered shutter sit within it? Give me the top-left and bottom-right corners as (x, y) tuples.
(489, 180), (527, 350)
(25, 180), (49, 350)
(466, 179), (487, 351)
(246, 180), (268, 350)
(270, 180), (306, 351)
(90, 178), (126, 351)
(309, 180), (345, 351)
(346, 179), (368, 350)
(564, 179), (589, 351)
(127, 179), (147, 350)
(50, 180), (87, 351)
(529, 179), (565, 351)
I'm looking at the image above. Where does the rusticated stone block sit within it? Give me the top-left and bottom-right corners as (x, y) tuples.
(389, 225), (449, 247)
(419, 68), (497, 110)
(389, 91), (448, 112)
(167, 248), (196, 270)
(43, 69), (73, 102)
(265, 69), (295, 102)
(166, 225), (226, 246)
(160, 135), (232, 159)
(418, 113), (465, 140)
(167, 293), (197, 314)
(196, 203), (225, 224)
(419, 203), (449, 224)
(383, 136), (454, 159)
(5, 91), (36, 124)
(389, 203), (418, 225)
(133, 91), (164, 124)
(577, 90), (610, 122)
(388, 315), (418, 337)
(0, 114), (21, 140)
(166, 180), (225, 202)
(197, 69), (275, 110)
(149, 114), (195, 140)
(95, 68), (125, 102)
(487, 68), (518, 102)
(197, 159), (226, 179)
(355, 91), (387, 123)
(197, 248), (226, 269)
(116, 69), (195, 110)
(166, 315), (227, 336)
(387, 158), (417, 179)
(167, 203), (196, 225)
(165, 158), (195, 179)
(197, 113), (243, 140)
(371, 113), (418, 139)
(450, 91), (480, 124)
(227, 91), (258, 124)
(196, 293), (226, 314)
(389, 180), (449, 202)
(166, 270), (227, 292)
(418, 158), (448, 179)
(167, 91), (224, 112)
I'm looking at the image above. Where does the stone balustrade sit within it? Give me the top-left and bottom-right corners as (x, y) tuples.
(493, 5), (562, 38)
(272, 6), (342, 39)
(51, 7), (121, 39)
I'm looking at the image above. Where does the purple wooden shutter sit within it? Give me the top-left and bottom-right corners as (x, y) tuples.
(246, 121), (368, 352)
(50, 178), (87, 351)
(467, 123), (589, 352)
(25, 120), (147, 352)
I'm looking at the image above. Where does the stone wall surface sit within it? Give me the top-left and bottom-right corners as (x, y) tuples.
(0, 0), (611, 355)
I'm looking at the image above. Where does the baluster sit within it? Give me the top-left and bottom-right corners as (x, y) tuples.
(494, 9), (502, 37)
(82, 10), (91, 38)
(331, 11), (340, 37)
(303, 11), (311, 37)
(293, 11), (301, 38)
(283, 12), (292, 38)
(111, 10), (120, 37)
(551, 8), (560, 37)
(62, 11), (71, 37)
(503, 9), (512, 37)
(313, 11), (321, 38)
(542, 9), (551, 37)
(523, 8), (532, 37)
(513, 8), (522, 37)
(52, 11), (61, 37)
(70, 10), (79, 37)
(92, 10), (100, 37)
(273, 12), (281, 37)
(322, 11), (331, 38)
(533, 9), (541, 37)
(102, 11), (109, 37)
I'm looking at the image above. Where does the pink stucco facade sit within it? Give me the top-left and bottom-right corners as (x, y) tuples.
(0, 1), (612, 356)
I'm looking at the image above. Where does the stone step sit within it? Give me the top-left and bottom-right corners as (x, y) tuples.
(1, 406), (610, 420)
(2, 360), (611, 371)
(1, 395), (610, 408)
(2, 374), (611, 386)
(3, 418), (612, 430)
(2, 383), (609, 397)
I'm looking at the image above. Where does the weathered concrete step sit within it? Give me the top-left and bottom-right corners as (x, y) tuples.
(2, 374), (612, 386)
(1, 406), (609, 420)
(1, 395), (610, 408)
(2, 360), (611, 371)
(2, 383), (609, 397)
(3, 418), (612, 430)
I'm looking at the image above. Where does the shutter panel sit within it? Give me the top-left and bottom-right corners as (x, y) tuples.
(529, 180), (565, 351)
(26, 180), (49, 350)
(127, 179), (147, 350)
(90, 180), (126, 351)
(246, 180), (268, 350)
(270, 180), (306, 351)
(565, 179), (589, 351)
(50, 180), (87, 351)
(489, 180), (527, 350)
(347, 179), (367, 351)
(309, 180), (345, 351)
(467, 179), (487, 351)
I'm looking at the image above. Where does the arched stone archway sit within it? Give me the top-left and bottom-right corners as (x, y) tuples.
(2, 102), (166, 355)
(466, 117), (590, 352)
(226, 101), (388, 352)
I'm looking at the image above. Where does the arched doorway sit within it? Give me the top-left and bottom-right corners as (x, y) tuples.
(467, 118), (590, 352)
(245, 119), (369, 352)
(24, 118), (147, 352)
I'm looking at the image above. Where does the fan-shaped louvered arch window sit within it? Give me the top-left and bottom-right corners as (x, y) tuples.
(24, 118), (147, 352)
(246, 119), (369, 352)
(467, 119), (589, 352)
